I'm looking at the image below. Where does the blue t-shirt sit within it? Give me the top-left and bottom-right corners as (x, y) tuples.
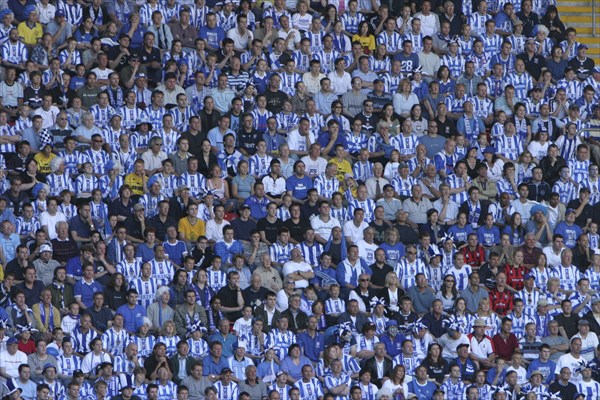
(527, 359), (556, 385)
(285, 175), (313, 200)
(317, 132), (348, 157)
(408, 380), (438, 400)
(115, 304), (147, 333)
(198, 26), (225, 49)
(554, 221), (582, 248)
(74, 279), (104, 308)
(476, 225), (501, 247)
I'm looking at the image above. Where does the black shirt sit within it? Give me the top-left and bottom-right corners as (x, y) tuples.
(517, 52), (547, 81)
(394, 223), (419, 244)
(5, 259), (26, 281)
(283, 218), (310, 244)
(85, 306), (113, 332)
(301, 202), (319, 220)
(107, 45), (131, 72)
(17, 280), (45, 307)
(109, 197), (134, 221)
(236, 128), (259, 156)
(123, 216), (144, 240)
(369, 262), (394, 288)
(549, 381), (577, 400)
(554, 312), (580, 338)
(264, 89), (288, 114)
(230, 218), (257, 242)
(527, 181), (551, 202)
(50, 85), (77, 109)
(540, 155), (566, 187)
(217, 285), (243, 320)
(369, 220), (389, 244)
(180, 130), (208, 157)
(199, 110), (221, 136)
(147, 215), (177, 242)
(434, 116), (457, 138)
(355, 112), (379, 136)
(23, 85), (47, 109)
(567, 199), (594, 227)
(242, 285), (269, 309)
(134, 46), (162, 83)
(256, 217), (283, 244)
(568, 57), (595, 81)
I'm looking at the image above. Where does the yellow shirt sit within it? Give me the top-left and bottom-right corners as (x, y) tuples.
(178, 217), (206, 243)
(34, 152), (56, 176)
(352, 34), (376, 52)
(124, 173), (146, 196)
(329, 157), (352, 184)
(17, 22), (43, 46)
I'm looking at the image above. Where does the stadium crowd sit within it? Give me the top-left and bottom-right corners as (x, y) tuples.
(0, 0), (599, 398)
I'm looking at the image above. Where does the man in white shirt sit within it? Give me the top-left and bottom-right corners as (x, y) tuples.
(542, 234), (565, 268)
(311, 201), (341, 244)
(302, 59), (326, 97)
(287, 118), (315, 158)
(206, 205), (231, 243)
(343, 208), (369, 245)
(327, 58), (353, 96)
(511, 184), (539, 219)
(0, 337), (27, 379)
(356, 227), (378, 265)
(39, 197), (67, 240)
(282, 248), (315, 289)
(33, 94), (60, 129)
(227, 14), (254, 52)
(300, 143), (328, 179)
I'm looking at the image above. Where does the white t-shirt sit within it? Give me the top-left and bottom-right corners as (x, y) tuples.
(438, 333), (470, 360)
(300, 156), (328, 178)
(356, 239), (378, 265)
(287, 129), (313, 153)
(205, 219), (231, 242)
(542, 245), (564, 269)
(506, 365), (528, 385)
(327, 70), (353, 96)
(0, 349), (27, 378)
(343, 220), (368, 244)
(282, 260), (313, 288)
(555, 352), (585, 383)
(33, 106), (60, 129)
(310, 216), (341, 242)
(573, 332), (600, 362)
(39, 211), (67, 240)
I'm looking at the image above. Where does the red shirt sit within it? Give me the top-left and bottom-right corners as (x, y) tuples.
(504, 264), (527, 291)
(18, 339), (36, 355)
(492, 332), (519, 361)
(489, 288), (514, 316)
(461, 245), (486, 268)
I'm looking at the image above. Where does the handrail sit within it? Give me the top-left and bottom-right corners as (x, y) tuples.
(577, 127), (600, 137)
(592, 0), (596, 37)
(594, 0), (597, 36)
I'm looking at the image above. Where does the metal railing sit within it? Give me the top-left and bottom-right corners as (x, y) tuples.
(594, 0), (597, 36)
(577, 127), (600, 138)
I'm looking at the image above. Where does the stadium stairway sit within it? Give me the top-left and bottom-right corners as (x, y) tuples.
(556, 0), (600, 64)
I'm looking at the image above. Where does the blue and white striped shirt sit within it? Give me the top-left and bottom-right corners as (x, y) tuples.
(129, 278), (159, 309)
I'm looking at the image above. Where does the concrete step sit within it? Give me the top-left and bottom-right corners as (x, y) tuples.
(558, 3), (592, 11)
(558, 5), (593, 12)
(554, 25), (594, 33)
(561, 15), (594, 23)
(556, 1), (594, 6)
